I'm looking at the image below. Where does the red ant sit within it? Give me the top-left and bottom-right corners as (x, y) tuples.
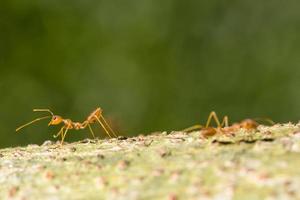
(183, 111), (274, 137)
(16, 108), (117, 144)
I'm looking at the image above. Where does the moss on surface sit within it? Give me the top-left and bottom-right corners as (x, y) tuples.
(1, 123), (300, 199)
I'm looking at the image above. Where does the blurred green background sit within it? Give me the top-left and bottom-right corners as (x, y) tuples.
(1, 0), (300, 148)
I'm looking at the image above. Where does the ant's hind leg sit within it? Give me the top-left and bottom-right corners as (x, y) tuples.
(220, 116), (229, 127)
(99, 115), (118, 138)
(205, 111), (221, 128)
(87, 124), (96, 139)
(94, 116), (112, 138)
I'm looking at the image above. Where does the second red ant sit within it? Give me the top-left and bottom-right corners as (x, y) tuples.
(183, 111), (274, 137)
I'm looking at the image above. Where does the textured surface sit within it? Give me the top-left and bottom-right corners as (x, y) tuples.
(1, 123), (300, 200)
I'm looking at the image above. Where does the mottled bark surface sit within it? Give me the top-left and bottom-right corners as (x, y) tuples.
(1, 123), (300, 200)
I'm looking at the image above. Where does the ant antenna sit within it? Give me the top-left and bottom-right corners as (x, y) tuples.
(16, 116), (51, 132)
(16, 109), (54, 132)
(33, 109), (54, 116)
(253, 118), (275, 125)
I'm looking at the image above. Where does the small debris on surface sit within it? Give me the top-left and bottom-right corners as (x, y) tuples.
(293, 132), (300, 138)
(117, 160), (130, 170)
(126, 138), (136, 142)
(80, 138), (96, 144)
(168, 193), (178, 200)
(97, 154), (105, 159)
(96, 177), (109, 188)
(212, 138), (234, 145)
(8, 186), (19, 198)
(61, 157), (68, 162)
(28, 144), (39, 148)
(262, 134), (275, 141)
(280, 137), (293, 147)
(158, 148), (171, 157)
(152, 168), (165, 177)
(117, 136), (127, 140)
(69, 147), (77, 152)
(45, 171), (55, 180)
(143, 139), (153, 147)
(169, 171), (181, 183)
(42, 140), (54, 146)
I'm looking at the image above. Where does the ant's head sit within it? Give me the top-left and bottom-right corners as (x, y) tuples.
(31, 109), (62, 126)
(16, 109), (62, 132)
(48, 115), (63, 126)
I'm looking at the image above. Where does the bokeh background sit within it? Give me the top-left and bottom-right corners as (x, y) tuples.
(1, 0), (300, 148)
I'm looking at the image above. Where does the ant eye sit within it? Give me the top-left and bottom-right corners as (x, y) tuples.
(53, 117), (57, 120)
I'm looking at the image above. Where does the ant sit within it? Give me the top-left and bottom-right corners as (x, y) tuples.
(16, 108), (118, 144)
(183, 111), (274, 137)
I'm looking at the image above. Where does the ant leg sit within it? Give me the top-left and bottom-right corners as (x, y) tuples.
(99, 115), (118, 137)
(87, 124), (96, 139)
(182, 124), (203, 132)
(94, 116), (112, 138)
(220, 116), (229, 127)
(60, 128), (69, 145)
(205, 111), (221, 128)
(53, 126), (65, 138)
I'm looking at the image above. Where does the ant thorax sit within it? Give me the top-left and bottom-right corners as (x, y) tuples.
(62, 119), (74, 128)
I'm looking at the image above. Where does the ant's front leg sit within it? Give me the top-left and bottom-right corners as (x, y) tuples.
(205, 111), (221, 128)
(53, 126), (65, 139)
(182, 124), (204, 132)
(220, 116), (229, 127)
(60, 128), (69, 145)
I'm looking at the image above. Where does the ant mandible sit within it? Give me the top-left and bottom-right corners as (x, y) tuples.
(183, 111), (274, 137)
(16, 108), (118, 144)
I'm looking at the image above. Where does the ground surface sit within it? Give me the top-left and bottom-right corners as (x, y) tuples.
(1, 123), (300, 200)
